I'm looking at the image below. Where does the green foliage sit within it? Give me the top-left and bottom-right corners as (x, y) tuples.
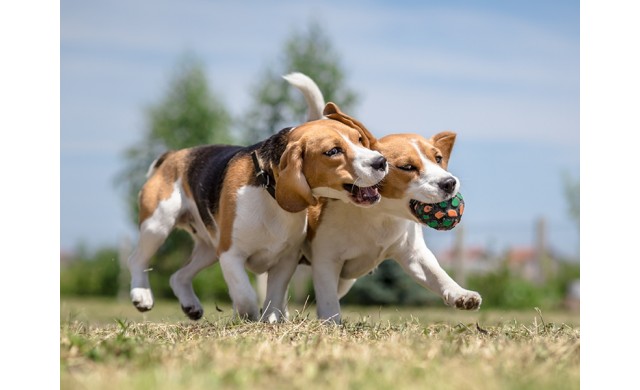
(466, 261), (580, 310)
(240, 21), (359, 143)
(60, 248), (121, 296)
(61, 241), (233, 302)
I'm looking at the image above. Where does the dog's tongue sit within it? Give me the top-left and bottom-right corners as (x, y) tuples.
(355, 186), (379, 203)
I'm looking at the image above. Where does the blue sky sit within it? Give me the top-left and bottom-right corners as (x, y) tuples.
(60, 0), (580, 257)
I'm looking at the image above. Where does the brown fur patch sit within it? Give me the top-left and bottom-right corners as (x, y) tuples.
(429, 131), (457, 168)
(323, 102), (378, 148)
(374, 134), (424, 199)
(306, 199), (327, 242)
(216, 155), (253, 255)
(275, 141), (317, 213)
(138, 150), (190, 224)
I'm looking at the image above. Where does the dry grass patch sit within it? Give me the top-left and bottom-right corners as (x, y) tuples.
(61, 300), (579, 390)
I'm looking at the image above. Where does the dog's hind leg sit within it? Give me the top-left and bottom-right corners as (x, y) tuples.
(128, 226), (167, 312)
(129, 180), (184, 312)
(170, 240), (217, 320)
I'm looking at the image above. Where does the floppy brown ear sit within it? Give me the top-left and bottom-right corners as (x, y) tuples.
(430, 131), (457, 168)
(323, 102), (377, 148)
(275, 142), (317, 213)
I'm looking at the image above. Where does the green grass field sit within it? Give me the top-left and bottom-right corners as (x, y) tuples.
(60, 298), (579, 390)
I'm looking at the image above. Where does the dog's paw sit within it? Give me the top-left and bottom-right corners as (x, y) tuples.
(181, 305), (204, 321)
(261, 307), (290, 324)
(130, 288), (154, 312)
(443, 289), (482, 311)
(170, 274), (203, 320)
(234, 303), (261, 322)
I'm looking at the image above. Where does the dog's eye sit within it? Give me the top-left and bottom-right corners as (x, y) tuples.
(324, 147), (343, 156)
(435, 156), (443, 164)
(398, 164), (417, 171)
(358, 136), (363, 144)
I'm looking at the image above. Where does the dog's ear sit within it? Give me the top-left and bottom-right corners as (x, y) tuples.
(323, 102), (377, 148)
(276, 141), (317, 213)
(430, 131), (457, 168)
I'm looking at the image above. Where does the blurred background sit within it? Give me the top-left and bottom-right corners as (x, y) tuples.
(61, 0), (579, 311)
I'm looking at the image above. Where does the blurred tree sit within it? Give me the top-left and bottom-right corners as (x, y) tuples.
(113, 53), (233, 301)
(240, 21), (359, 143)
(115, 53), (233, 223)
(562, 171), (580, 232)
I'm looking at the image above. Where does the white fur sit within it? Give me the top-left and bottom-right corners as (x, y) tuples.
(308, 198), (482, 324)
(406, 141), (461, 203)
(215, 186), (308, 322)
(283, 72), (325, 121)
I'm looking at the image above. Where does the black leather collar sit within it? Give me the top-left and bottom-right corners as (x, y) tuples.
(251, 150), (276, 199)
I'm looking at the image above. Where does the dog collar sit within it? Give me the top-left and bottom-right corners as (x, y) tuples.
(251, 150), (277, 199)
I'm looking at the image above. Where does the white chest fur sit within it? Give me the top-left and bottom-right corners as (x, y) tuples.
(232, 185), (307, 274)
(310, 199), (414, 279)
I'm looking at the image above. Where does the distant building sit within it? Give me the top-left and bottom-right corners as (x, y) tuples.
(505, 245), (558, 284)
(437, 246), (499, 275)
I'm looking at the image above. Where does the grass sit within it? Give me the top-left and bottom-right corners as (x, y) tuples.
(60, 298), (579, 390)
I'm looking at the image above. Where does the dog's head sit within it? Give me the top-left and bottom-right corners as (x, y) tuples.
(374, 131), (460, 223)
(274, 103), (388, 212)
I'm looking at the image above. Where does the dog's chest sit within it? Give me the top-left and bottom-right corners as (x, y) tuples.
(314, 202), (406, 278)
(234, 186), (307, 272)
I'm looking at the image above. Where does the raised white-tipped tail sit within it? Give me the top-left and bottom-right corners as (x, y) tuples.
(283, 72), (326, 121)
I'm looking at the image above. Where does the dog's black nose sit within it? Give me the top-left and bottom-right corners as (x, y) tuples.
(438, 177), (457, 194)
(370, 156), (387, 171)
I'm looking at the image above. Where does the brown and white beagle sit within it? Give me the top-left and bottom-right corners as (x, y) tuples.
(287, 73), (483, 323)
(127, 95), (388, 322)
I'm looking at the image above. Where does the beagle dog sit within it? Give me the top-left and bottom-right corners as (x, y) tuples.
(127, 94), (388, 323)
(287, 73), (482, 323)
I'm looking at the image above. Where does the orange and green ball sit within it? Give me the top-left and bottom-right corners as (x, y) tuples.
(409, 192), (464, 231)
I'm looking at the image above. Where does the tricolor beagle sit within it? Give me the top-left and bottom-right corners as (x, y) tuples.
(127, 93), (388, 322)
(287, 74), (483, 323)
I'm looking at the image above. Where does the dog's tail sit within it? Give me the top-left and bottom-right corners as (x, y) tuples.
(283, 72), (326, 122)
(145, 151), (171, 179)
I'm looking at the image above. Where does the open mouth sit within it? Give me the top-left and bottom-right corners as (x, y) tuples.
(409, 193), (464, 230)
(343, 183), (381, 205)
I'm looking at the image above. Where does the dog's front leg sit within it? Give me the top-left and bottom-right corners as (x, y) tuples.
(312, 258), (343, 324)
(219, 250), (260, 321)
(261, 252), (301, 323)
(392, 225), (482, 310)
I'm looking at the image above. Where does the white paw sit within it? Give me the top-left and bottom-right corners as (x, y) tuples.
(130, 288), (154, 312)
(261, 307), (289, 324)
(442, 289), (482, 310)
